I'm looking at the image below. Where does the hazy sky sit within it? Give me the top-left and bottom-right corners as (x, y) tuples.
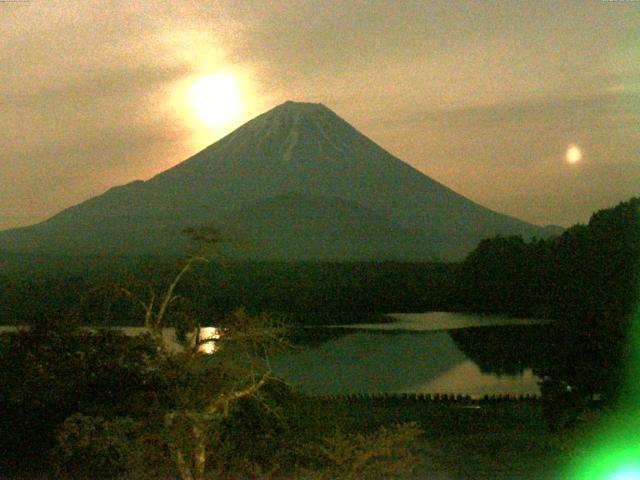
(1, 0), (638, 230)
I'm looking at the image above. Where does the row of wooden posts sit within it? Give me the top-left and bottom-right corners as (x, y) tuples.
(313, 392), (542, 403)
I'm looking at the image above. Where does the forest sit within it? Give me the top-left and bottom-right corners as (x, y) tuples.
(0, 197), (638, 478)
(455, 197), (639, 400)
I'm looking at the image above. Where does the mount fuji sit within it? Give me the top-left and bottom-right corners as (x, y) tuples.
(0, 101), (558, 260)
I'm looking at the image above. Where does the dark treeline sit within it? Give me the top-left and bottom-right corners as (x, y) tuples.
(453, 197), (640, 401)
(0, 259), (460, 326)
(1, 198), (636, 326)
(455, 197), (639, 322)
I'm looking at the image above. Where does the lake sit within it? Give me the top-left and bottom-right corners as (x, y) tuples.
(0, 312), (551, 398)
(271, 312), (551, 398)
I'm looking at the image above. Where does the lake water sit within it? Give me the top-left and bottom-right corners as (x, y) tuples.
(0, 312), (550, 398)
(270, 312), (551, 397)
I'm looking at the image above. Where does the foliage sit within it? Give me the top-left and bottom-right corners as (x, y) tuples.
(455, 197), (640, 406)
(295, 422), (423, 480)
(52, 414), (135, 478)
(458, 197), (639, 321)
(0, 321), (160, 477)
(16, 313), (421, 480)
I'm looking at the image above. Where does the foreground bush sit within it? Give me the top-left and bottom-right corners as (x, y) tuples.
(295, 422), (423, 480)
(0, 321), (159, 477)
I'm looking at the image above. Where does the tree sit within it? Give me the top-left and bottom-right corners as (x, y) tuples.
(112, 228), (288, 480)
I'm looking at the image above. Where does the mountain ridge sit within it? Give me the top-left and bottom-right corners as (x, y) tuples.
(0, 100), (558, 260)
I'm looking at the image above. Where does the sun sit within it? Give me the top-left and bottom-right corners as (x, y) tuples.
(566, 144), (582, 164)
(188, 72), (243, 128)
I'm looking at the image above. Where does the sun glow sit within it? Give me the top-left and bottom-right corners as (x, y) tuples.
(566, 144), (582, 164)
(188, 72), (243, 128)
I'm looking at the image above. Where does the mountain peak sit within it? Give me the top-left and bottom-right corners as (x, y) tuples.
(276, 100), (328, 111)
(189, 99), (360, 169)
(259, 100), (335, 124)
(261, 100), (334, 123)
(279, 100), (326, 108)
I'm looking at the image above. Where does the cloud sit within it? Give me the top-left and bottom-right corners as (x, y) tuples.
(361, 89), (640, 225)
(0, 0), (638, 227)
(400, 90), (639, 162)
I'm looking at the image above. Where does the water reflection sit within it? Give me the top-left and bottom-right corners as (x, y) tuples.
(196, 327), (221, 354)
(162, 327), (221, 353)
(271, 329), (542, 397)
(448, 325), (552, 376)
(418, 361), (540, 397)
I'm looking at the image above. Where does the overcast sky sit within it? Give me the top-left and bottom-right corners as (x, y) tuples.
(1, 0), (638, 230)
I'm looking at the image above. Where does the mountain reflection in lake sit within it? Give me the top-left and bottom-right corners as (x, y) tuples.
(271, 313), (551, 397)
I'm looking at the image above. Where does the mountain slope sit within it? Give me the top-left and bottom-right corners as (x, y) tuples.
(216, 194), (438, 260)
(0, 101), (557, 260)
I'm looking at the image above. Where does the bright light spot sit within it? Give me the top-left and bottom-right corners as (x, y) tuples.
(197, 327), (221, 354)
(188, 73), (243, 128)
(566, 145), (582, 164)
(609, 466), (640, 480)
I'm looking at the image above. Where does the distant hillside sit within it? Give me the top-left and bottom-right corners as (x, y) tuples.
(0, 101), (558, 260)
